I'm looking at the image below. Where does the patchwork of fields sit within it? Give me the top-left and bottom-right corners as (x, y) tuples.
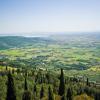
(0, 38), (100, 81)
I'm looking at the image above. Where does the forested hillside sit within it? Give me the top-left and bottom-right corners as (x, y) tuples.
(0, 36), (53, 50)
(0, 67), (100, 100)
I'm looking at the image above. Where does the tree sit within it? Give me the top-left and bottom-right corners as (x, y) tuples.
(6, 65), (8, 70)
(22, 76), (31, 100)
(46, 73), (50, 84)
(86, 78), (89, 86)
(33, 84), (37, 93)
(24, 77), (28, 90)
(6, 72), (16, 100)
(40, 85), (44, 99)
(12, 69), (15, 74)
(16, 68), (20, 74)
(61, 95), (66, 100)
(58, 68), (65, 96)
(66, 88), (73, 100)
(22, 91), (31, 100)
(33, 84), (37, 99)
(95, 91), (100, 100)
(48, 86), (54, 100)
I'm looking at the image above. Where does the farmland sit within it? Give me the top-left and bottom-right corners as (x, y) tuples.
(0, 33), (100, 81)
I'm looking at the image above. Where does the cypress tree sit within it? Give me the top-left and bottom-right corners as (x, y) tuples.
(6, 65), (8, 70)
(61, 95), (66, 100)
(33, 84), (37, 93)
(58, 68), (65, 96)
(66, 88), (73, 100)
(16, 68), (20, 74)
(95, 91), (100, 100)
(22, 91), (31, 100)
(86, 78), (89, 86)
(24, 70), (28, 77)
(33, 84), (37, 100)
(12, 69), (15, 74)
(6, 72), (16, 100)
(40, 85), (44, 99)
(48, 86), (54, 100)
(24, 77), (28, 90)
(22, 76), (31, 100)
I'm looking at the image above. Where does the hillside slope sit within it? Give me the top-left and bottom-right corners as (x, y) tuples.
(0, 36), (53, 50)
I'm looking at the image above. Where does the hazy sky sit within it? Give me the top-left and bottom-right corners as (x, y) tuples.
(0, 0), (100, 34)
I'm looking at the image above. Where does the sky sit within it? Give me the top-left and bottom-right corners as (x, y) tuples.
(0, 0), (100, 34)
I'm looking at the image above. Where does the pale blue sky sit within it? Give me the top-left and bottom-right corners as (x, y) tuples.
(0, 0), (100, 34)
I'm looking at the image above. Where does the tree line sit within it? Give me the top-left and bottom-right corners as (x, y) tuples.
(2, 68), (100, 100)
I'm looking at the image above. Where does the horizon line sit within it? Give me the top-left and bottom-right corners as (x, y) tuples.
(0, 31), (100, 34)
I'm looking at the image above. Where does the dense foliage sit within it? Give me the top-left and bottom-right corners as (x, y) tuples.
(0, 67), (100, 100)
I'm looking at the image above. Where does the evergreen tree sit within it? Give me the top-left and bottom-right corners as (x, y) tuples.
(95, 91), (100, 100)
(33, 84), (37, 97)
(33, 84), (37, 100)
(53, 80), (58, 94)
(46, 73), (50, 84)
(6, 72), (16, 100)
(12, 69), (15, 74)
(87, 78), (89, 86)
(24, 77), (28, 90)
(33, 84), (37, 93)
(25, 70), (28, 77)
(22, 91), (31, 100)
(6, 65), (8, 70)
(61, 95), (66, 100)
(58, 68), (65, 96)
(66, 88), (73, 100)
(16, 68), (20, 75)
(40, 85), (44, 99)
(48, 86), (54, 100)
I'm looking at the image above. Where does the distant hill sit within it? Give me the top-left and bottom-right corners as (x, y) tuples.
(0, 36), (53, 50)
(0, 33), (100, 50)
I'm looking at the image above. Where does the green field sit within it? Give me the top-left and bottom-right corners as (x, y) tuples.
(0, 43), (100, 81)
